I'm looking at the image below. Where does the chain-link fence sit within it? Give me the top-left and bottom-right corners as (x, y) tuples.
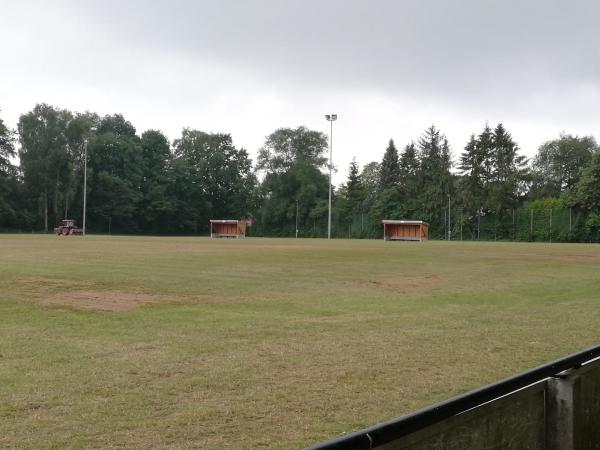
(450, 208), (595, 243)
(250, 208), (600, 243)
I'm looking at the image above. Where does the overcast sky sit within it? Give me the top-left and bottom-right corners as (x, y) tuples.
(2, 0), (599, 184)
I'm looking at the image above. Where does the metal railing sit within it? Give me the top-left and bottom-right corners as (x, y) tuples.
(305, 344), (600, 450)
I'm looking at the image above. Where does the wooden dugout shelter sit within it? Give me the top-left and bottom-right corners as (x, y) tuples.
(382, 220), (429, 242)
(210, 219), (248, 238)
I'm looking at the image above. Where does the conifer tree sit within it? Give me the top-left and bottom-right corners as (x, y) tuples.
(398, 142), (419, 214)
(338, 158), (365, 224)
(380, 139), (400, 189)
(399, 142), (418, 179)
(459, 123), (502, 216)
(346, 158), (364, 208)
(459, 130), (488, 213)
(416, 126), (452, 227)
(489, 123), (528, 212)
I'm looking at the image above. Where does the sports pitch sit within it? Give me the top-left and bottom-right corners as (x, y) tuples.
(1, 235), (600, 449)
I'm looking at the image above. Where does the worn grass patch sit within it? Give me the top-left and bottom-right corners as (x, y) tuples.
(1, 236), (600, 449)
(41, 290), (165, 312)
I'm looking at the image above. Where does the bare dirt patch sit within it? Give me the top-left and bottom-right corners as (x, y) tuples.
(364, 274), (443, 294)
(41, 290), (164, 312)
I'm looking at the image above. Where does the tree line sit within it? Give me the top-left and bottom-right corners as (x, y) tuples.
(1, 103), (600, 240)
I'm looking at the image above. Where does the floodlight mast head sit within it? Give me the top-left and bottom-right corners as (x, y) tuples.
(324, 113), (338, 240)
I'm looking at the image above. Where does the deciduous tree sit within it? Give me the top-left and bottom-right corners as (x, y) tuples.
(532, 134), (596, 199)
(18, 104), (73, 231)
(0, 112), (17, 226)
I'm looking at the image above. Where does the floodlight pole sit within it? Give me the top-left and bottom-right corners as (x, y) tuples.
(325, 114), (337, 239)
(83, 138), (88, 236)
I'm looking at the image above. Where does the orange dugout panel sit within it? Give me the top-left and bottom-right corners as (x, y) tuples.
(382, 220), (429, 242)
(210, 219), (247, 238)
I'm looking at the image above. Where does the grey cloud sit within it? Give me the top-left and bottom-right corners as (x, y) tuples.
(2, 0), (600, 174)
(64, 0), (600, 101)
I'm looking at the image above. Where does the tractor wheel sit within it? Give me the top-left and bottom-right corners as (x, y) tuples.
(62, 228), (69, 236)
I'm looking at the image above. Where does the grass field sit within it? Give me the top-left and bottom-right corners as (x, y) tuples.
(1, 235), (600, 449)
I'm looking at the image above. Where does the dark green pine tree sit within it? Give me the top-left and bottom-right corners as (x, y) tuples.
(398, 142), (419, 215)
(477, 123), (495, 190)
(380, 139), (400, 189)
(489, 123), (528, 212)
(459, 124), (495, 216)
(346, 158), (364, 208)
(415, 126), (452, 227)
(486, 123), (528, 238)
(336, 158), (365, 226)
(459, 134), (484, 214)
(441, 137), (453, 192)
(399, 142), (418, 179)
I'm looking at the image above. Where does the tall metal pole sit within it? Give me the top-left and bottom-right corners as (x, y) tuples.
(328, 119), (333, 239)
(325, 114), (337, 239)
(83, 139), (88, 236)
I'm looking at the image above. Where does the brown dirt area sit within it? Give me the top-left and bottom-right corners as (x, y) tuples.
(41, 290), (164, 312)
(364, 274), (443, 294)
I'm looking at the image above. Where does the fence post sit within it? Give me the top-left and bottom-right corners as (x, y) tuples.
(444, 209), (447, 240)
(549, 209), (553, 243)
(494, 215), (497, 241)
(546, 361), (600, 450)
(546, 372), (576, 450)
(569, 207), (572, 234)
(530, 209), (534, 241)
(448, 195), (451, 241)
(512, 208), (515, 241)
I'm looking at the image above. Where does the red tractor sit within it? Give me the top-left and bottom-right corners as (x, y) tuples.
(54, 219), (83, 236)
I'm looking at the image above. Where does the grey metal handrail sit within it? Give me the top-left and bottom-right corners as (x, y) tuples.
(305, 344), (600, 450)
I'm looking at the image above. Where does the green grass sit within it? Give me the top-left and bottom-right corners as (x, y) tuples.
(1, 235), (600, 449)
